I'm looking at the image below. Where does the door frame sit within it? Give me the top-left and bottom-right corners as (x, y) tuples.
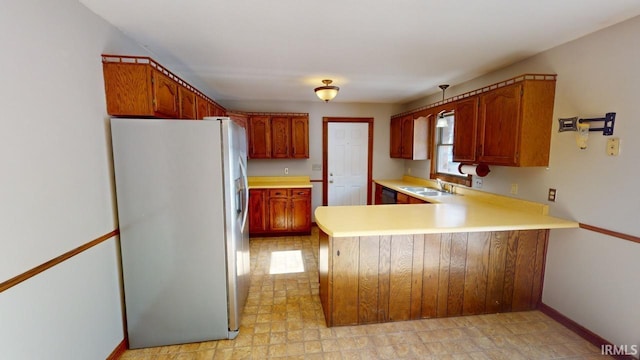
(322, 117), (374, 206)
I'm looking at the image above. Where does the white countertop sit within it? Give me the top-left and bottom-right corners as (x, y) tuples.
(247, 176), (312, 189)
(314, 177), (578, 237)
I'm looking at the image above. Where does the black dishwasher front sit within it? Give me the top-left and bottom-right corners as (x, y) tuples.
(380, 187), (397, 204)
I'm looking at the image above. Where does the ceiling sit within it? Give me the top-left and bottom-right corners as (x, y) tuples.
(81, 0), (640, 104)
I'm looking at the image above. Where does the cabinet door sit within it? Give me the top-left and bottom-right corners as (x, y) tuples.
(409, 196), (427, 204)
(248, 189), (268, 234)
(248, 116), (271, 159)
(389, 117), (403, 158)
(214, 104), (226, 116)
(102, 62), (153, 116)
(396, 192), (409, 204)
(290, 189), (311, 232)
(291, 117), (309, 158)
(151, 70), (179, 118)
(270, 116), (291, 158)
(478, 84), (522, 165)
(179, 87), (196, 119)
(374, 184), (383, 205)
(196, 97), (210, 119)
(400, 115), (414, 159)
(453, 96), (479, 163)
(268, 189), (289, 232)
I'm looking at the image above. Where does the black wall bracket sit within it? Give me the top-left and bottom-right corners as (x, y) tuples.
(558, 112), (616, 135)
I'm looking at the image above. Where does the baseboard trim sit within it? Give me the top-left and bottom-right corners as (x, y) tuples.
(539, 303), (636, 360)
(106, 338), (127, 360)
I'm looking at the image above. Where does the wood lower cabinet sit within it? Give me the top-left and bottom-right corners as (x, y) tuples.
(375, 184), (427, 205)
(249, 188), (311, 236)
(248, 189), (268, 234)
(319, 229), (549, 326)
(396, 192), (428, 204)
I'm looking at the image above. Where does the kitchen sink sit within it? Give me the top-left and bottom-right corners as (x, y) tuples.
(398, 186), (453, 196)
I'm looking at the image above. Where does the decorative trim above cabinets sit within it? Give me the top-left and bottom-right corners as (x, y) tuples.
(392, 74), (557, 167)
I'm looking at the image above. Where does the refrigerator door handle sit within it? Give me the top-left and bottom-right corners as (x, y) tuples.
(239, 156), (249, 231)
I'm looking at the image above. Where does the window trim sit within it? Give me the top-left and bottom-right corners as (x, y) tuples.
(429, 108), (472, 187)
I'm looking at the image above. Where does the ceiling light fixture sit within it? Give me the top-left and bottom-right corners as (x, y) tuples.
(314, 79), (339, 102)
(436, 84), (450, 128)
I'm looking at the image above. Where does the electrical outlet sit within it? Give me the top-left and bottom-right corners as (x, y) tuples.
(284, 167), (289, 175)
(474, 177), (483, 188)
(606, 137), (620, 156)
(548, 188), (557, 202)
(407, 167), (412, 174)
(510, 183), (518, 195)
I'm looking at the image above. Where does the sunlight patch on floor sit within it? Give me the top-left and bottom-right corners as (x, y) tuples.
(269, 250), (305, 274)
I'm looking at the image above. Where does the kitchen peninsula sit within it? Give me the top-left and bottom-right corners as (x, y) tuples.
(315, 177), (578, 327)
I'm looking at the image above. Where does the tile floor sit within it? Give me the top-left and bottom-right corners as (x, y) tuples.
(121, 227), (609, 359)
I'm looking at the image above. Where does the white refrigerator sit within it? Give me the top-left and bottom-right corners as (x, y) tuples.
(110, 117), (250, 349)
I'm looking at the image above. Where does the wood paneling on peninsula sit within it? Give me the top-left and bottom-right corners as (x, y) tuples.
(319, 229), (548, 327)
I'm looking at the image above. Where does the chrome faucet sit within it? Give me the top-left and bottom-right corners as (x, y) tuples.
(436, 178), (456, 194)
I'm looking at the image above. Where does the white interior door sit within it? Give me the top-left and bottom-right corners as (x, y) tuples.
(328, 122), (369, 206)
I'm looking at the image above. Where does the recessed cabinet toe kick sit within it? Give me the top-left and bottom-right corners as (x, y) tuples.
(314, 203), (578, 327)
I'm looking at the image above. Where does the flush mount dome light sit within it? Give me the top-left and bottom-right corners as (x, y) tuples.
(314, 79), (339, 102)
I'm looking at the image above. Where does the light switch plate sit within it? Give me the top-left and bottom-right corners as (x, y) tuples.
(606, 137), (620, 156)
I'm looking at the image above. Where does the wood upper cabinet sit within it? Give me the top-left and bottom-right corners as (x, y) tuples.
(390, 114), (428, 160)
(477, 80), (555, 166)
(102, 61), (181, 117)
(389, 117), (403, 158)
(248, 116), (272, 158)
(453, 79), (556, 167)
(196, 96), (210, 119)
(291, 117), (309, 158)
(270, 116), (291, 158)
(178, 86), (196, 119)
(212, 103), (226, 117)
(102, 55), (224, 119)
(150, 70), (180, 118)
(247, 114), (309, 159)
(249, 188), (311, 235)
(452, 97), (479, 163)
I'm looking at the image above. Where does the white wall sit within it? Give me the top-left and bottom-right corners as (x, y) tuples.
(0, 0), (151, 358)
(402, 16), (640, 352)
(222, 100), (405, 215)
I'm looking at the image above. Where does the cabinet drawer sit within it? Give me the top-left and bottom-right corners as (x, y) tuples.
(268, 189), (289, 198)
(291, 188), (311, 198)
